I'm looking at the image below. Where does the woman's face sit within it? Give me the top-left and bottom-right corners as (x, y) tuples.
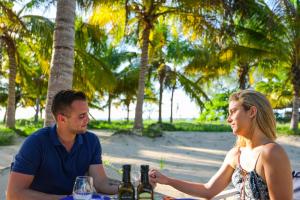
(227, 100), (253, 137)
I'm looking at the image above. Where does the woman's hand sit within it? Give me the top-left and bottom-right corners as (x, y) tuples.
(149, 169), (169, 185)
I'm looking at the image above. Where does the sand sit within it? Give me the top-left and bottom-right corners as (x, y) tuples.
(0, 131), (299, 200)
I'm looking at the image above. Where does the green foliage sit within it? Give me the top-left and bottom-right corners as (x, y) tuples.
(159, 157), (166, 170)
(0, 125), (15, 145)
(88, 120), (134, 130)
(277, 123), (300, 135)
(143, 123), (163, 138)
(88, 120), (232, 132)
(198, 91), (231, 122)
(157, 123), (176, 131)
(173, 121), (231, 132)
(113, 129), (135, 135)
(15, 119), (43, 136)
(103, 160), (122, 175)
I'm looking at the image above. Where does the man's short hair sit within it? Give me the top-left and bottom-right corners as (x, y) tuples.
(51, 90), (86, 119)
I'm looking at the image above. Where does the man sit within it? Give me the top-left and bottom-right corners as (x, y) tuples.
(6, 90), (119, 200)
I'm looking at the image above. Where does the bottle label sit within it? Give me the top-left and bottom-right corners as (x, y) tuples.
(119, 192), (134, 200)
(138, 192), (152, 200)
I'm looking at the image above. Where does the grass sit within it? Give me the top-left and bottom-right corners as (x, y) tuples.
(0, 119), (299, 145)
(88, 120), (232, 132)
(276, 123), (300, 135)
(15, 119), (43, 136)
(0, 125), (15, 145)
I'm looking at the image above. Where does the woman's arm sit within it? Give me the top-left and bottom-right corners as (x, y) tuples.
(263, 143), (293, 200)
(149, 147), (238, 199)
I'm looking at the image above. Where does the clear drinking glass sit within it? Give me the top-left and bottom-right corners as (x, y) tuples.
(73, 176), (93, 200)
(131, 165), (140, 188)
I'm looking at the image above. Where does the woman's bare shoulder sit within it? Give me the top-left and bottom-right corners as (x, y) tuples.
(224, 147), (240, 169)
(261, 142), (289, 164)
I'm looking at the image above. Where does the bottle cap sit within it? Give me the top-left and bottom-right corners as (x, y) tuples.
(123, 164), (131, 171)
(141, 165), (149, 171)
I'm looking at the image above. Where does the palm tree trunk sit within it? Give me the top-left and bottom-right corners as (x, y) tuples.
(170, 84), (176, 124)
(290, 57), (300, 130)
(40, 107), (43, 120)
(108, 94), (112, 124)
(290, 95), (299, 130)
(3, 107), (7, 123)
(126, 103), (130, 122)
(133, 25), (151, 132)
(158, 80), (163, 123)
(2, 36), (16, 128)
(34, 97), (40, 123)
(44, 0), (76, 127)
(0, 40), (3, 72)
(237, 64), (250, 90)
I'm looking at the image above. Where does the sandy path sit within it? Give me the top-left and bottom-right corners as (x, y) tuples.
(0, 131), (299, 200)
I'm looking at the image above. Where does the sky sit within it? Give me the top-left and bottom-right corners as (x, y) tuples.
(1, 90), (200, 120)
(0, 2), (200, 121)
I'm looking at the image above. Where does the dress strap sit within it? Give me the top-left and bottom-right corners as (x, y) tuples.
(237, 147), (242, 167)
(253, 151), (262, 172)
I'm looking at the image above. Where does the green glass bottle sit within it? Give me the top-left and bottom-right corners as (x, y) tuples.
(118, 164), (135, 200)
(137, 165), (153, 200)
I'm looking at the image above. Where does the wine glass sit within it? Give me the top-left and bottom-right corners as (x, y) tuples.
(73, 176), (93, 200)
(131, 165), (140, 188)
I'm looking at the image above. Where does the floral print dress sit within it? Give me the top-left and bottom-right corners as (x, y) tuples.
(231, 150), (269, 200)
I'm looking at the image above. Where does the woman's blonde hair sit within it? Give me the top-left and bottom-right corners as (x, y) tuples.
(229, 90), (277, 147)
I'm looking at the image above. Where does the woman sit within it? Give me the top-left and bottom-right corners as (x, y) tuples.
(149, 90), (293, 200)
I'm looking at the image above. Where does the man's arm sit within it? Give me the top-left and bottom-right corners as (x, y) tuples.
(89, 164), (119, 195)
(6, 172), (66, 200)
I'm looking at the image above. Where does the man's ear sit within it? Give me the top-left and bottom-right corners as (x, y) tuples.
(57, 114), (65, 123)
(249, 106), (257, 118)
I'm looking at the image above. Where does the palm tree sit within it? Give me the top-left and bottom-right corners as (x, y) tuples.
(0, 1), (49, 128)
(43, 0), (76, 126)
(72, 17), (138, 123)
(220, 0), (287, 90)
(269, 0), (300, 130)
(113, 65), (139, 122)
(0, 1), (29, 128)
(91, 0), (225, 132)
(1, 1), (58, 128)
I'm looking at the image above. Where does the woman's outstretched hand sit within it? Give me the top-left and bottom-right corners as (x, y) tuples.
(149, 169), (170, 185)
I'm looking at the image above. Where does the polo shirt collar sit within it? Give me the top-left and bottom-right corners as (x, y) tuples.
(50, 124), (83, 146)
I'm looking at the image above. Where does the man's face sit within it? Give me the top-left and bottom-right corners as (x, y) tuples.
(64, 100), (90, 134)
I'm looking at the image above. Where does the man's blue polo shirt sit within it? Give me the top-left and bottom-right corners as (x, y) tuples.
(12, 125), (102, 195)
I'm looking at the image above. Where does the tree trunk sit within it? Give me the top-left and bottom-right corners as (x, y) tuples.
(0, 40), (3, 73)
(3, 107), (7, 123)
(290, 55), (300, 130)
(133, 25), (151, 132)
(158, 79), (163, 123)
(126, 103), (130, 122)
(108, 94), (112, 124)
(237, 64), (250, 90)
(3, 36), (17, 128)
(44, 0), (76, 127)
(170, 84), (176, 124)
(40, 107), (43, 120)
(34, 97), (40, 123)
(290, 95), (299, 130)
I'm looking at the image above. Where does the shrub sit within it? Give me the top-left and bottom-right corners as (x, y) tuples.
(113, 129), (134, 135)
(0, 128), (15, 145)
(158, 123), (176, 131)
(143, 123), (163, 138)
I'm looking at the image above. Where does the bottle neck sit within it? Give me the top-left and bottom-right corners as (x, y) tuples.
(122, 169), (131, 183)
(141, 170), (149, 184)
